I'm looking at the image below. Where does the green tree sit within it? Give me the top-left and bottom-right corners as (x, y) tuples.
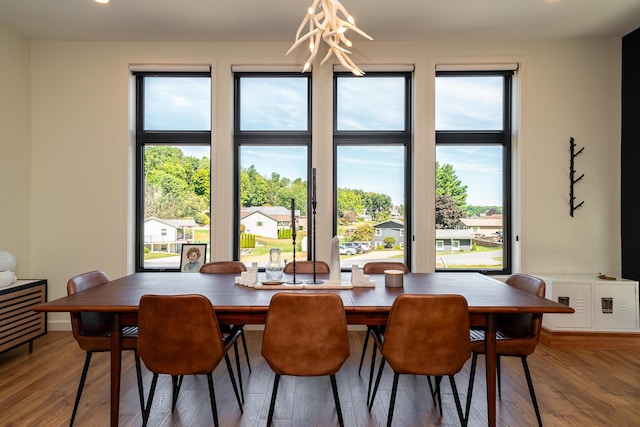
(351, 224), (374, 242)
(436, 162), (468, 210)
(337, 188), (364, 220)
(364, 192), (392, 221)
(435, 194), (464, 229)
(383, 236), (397, 248)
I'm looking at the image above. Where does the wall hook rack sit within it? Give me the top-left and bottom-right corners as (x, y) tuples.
(569, 136), (584, 217)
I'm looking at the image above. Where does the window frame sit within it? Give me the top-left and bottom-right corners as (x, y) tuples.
(435, 70), (513, 274)
(233, 72), (313, 261)
(134, 71), (212, 272)
(333, 71), (413, 270)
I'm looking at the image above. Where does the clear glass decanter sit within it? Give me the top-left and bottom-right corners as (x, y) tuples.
(265, 247), (283, 281)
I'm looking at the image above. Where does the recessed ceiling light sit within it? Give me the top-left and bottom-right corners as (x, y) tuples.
(94, 0), (109, 4)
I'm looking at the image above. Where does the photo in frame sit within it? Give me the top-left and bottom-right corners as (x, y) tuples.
(180, 244), (207, 272)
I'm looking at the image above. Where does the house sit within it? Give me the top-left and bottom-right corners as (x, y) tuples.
(454, 215), (503, 238)
(435, 229), (474, 252)
(240, 206), (299, 239)
(143, 217), (197, 253)
(373, 219), (405, 248)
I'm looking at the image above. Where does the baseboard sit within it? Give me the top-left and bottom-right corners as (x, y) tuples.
(541, 327), (640, 350)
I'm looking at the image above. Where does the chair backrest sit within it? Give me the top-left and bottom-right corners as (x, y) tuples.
(381, 294), (471, 376)
(283, 260), (330, 274)
(137, 294), (225, 376)
(199, 261), (247, 274)
(363, 262), (409, 274)
(261, 293), (350, 376)
(498, 273), (546, 340)
(67, 271), (111, 337)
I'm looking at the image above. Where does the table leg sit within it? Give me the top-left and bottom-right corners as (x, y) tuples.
(110, 313), (122, 427)
(485, 314), (497, 427)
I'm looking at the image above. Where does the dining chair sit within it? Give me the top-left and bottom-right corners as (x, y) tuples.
(137, 294), (243, 427)
(67, 271), (144, 427)
(368, 294), (471, 427)
(359, 262), (409, 402)
(283, 260), (330, 274)
(464, 273), (546, 427)
(199, 261), (251, 402)
(261, 293), (350, 427)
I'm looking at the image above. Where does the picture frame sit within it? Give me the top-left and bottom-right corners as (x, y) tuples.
(180, 244), (207, 272)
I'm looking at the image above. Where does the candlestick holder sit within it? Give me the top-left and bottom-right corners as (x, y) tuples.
(306, 195), (324, 284)
(286, 228), (303, 284)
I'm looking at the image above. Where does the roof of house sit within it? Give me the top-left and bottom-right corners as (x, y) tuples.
(240, 206), (299, 222)
(374, 219), (404, 229)
(457, 216), (503, 227)
(144, 217), (197, 228)
(436, 229), (475, 239)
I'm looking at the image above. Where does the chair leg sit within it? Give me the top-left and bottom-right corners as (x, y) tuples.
(521, 357), (543, 427)
(358, 327), (371, 375)
(206, 373), (220, 427)
(224, 354), (243, 413)
(366, 342), (378, 405)
(434, 376), (443, 416)
(330, 374), (345, 427)
(448, 375), (467, 427)
(133, 350), (145, 414)
(266, 373), (281, 427)
(426, 376), (439, 410)
(171, 375), (183, 412)
(464, 353), (479, 426)
(233, 340), (245, 403)
(239, 327), (252, 373)
(386, 372), (400, 427)
(142, 373), (159, 427)
(69, 351), (93, 427)
(368, 357), (386, 411)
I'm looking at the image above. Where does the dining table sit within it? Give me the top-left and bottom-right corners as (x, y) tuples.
(33, 271), (574, 427)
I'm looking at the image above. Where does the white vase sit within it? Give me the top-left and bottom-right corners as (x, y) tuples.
(0, 270), (16, 287)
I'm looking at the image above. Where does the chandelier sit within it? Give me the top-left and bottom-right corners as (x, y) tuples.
(286, 0), (372, 76)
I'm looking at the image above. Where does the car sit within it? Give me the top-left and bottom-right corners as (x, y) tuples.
(339, 244), (356, 256)
(358, 242), (372, 252)
(342, 242), (363, 254)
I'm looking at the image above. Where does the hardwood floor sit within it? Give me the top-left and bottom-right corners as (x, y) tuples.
(1, 331), (639, 426)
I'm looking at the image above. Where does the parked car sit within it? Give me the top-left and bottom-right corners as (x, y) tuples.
(339, 244), (357, 256)
(358, 242), (372, 252)
(342, 242), (363, 254)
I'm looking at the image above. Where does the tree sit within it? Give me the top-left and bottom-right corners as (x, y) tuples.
(383, 236), (396, 248)
(337, 188), (364, 221)
(436, 162), (468, 210)
(351, 224), (374, 242)
(435, 194), (464, 229)
(363, 192), (392, 221)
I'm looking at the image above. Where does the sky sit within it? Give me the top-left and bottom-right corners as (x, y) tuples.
(146, 74), (504, 207)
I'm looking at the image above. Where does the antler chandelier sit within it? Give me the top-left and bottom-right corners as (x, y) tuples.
(286, 0), (372, 76)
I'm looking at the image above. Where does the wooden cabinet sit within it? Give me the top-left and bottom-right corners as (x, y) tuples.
(539, 274), (639, 332)
(0, 279), (47, 354)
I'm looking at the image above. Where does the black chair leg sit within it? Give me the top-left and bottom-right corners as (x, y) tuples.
(521, 357), (543, 427)
(366, 343), (378, 405)
(330, 374), (345, 427)
(142, 373), (159, 427)
(464, 353), (479, 425)
(206, 373), (220, 427)
(266, 373), (281, 427)
(70, 351), (93, 427)
(434, 376), (443, 416)
(368, 357), (386, 411)
(239, 328), (252, 373)
(386, 372), (400, 427)
(358, 327), (371, 375)
(224, 354), (243, 412)
(133, 350), (145, 414)
(171, 375), (183, 411)
(448, 375), (467, 427)
(233, 340), (245, 403)
(426, 376), (439, 410)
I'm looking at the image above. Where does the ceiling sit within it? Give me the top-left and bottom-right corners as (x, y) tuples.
(1, 0), (639, 43)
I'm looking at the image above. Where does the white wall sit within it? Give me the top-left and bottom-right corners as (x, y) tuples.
(0, 35), (622, 328)
(0, 25), (31, 277)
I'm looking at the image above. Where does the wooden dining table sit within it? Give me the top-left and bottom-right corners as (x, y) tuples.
(33, 271), (573, 427)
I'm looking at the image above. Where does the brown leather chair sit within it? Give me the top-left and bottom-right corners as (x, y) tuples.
(137, 294), (243, 427)
(199, 261), (251, 402)
(368, 294), (471, 426)
(261, 293), (350, 427)
(359, 262), (410, 400)
(67, 271), (144, 426)
(464, 273), (546, 427)
(283, 260), (330, 274)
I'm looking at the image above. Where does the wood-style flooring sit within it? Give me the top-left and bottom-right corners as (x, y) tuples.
(1, 331), (639, 426)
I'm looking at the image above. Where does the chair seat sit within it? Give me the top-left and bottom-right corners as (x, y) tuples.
(470, 327), (539, 356)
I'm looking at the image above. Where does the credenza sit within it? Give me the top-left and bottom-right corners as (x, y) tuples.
(0, 279), (48, 354)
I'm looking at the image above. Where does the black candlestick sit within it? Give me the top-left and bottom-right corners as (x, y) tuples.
(287, 198), (302, 284)
(307, 169), (323, 284)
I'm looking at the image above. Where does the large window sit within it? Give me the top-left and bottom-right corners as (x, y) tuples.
(435, 71), (513, 273)
(135, 72), (211, 271)
(334, 72), (412, 269)
(234, 73), (311, 267)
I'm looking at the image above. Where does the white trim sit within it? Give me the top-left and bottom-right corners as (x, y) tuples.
(333, 64), (415, 73)
(436, 63), (519, 71)
(231, 65), (307, 72)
